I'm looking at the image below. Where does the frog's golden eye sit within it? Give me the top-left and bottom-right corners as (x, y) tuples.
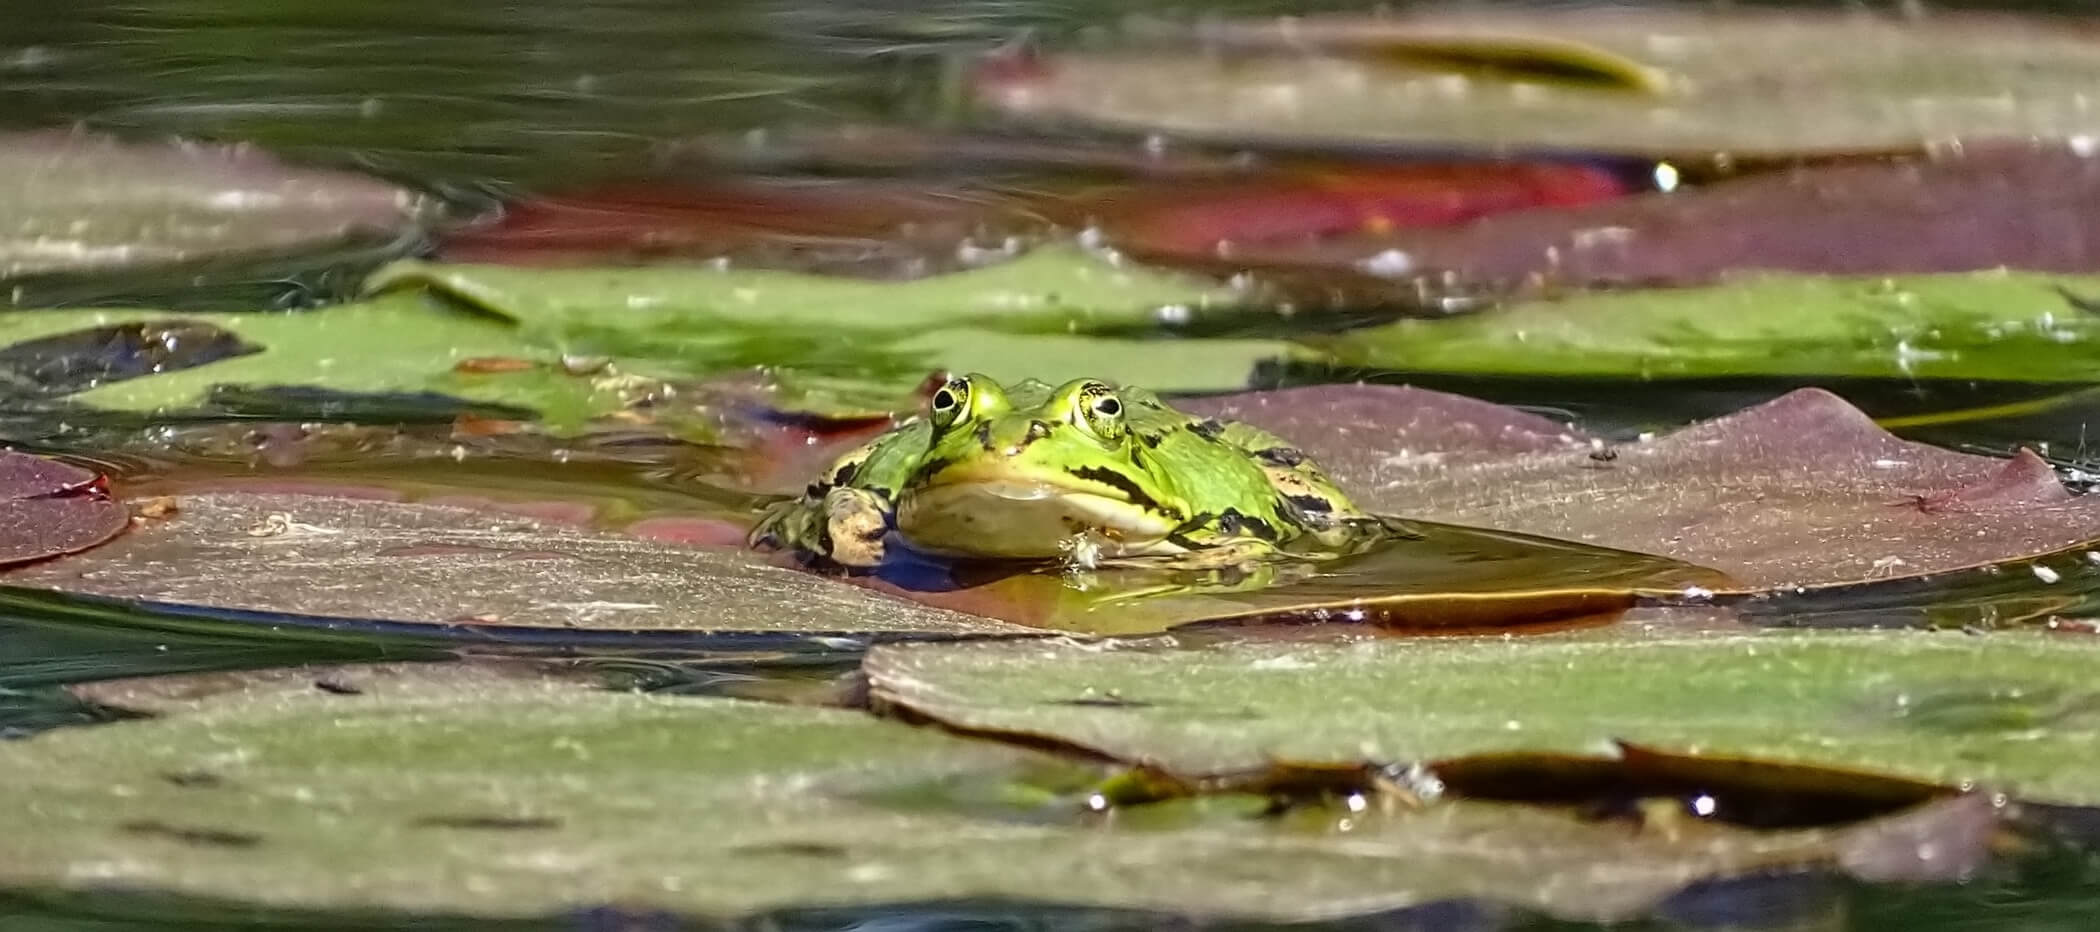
(1075, 382), (1127, 442)
(929, 377), (969, 429)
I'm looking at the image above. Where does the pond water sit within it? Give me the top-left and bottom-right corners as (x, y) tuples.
(4, 1), (2100, 929)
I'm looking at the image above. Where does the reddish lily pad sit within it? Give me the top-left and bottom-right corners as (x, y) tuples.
(1227, 144), (2100, 299)
(0, 450), (127, 567)
(1069, 161), (1628, 270)
(1180, 385), (2100, 591)
(0, 491), (1030, 640)
(0, 129), (430, 288)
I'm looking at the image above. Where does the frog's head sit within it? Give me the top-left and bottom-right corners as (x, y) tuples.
(895, 373), (1181, 559)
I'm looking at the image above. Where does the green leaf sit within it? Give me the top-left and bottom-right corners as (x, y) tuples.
(365, 244), (1237, 338)
(1312, 272), (2100, 382)
(866, 630), (2100, 804)
(0, 664), (2000, 922)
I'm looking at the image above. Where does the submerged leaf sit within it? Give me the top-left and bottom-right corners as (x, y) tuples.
(0, 129), (429, 287)
(865, 630), (2100, 803)
(977, 9), (2100, 157)
(0, 663), (2011, 922)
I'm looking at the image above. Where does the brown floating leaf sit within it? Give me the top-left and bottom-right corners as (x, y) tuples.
(0, 129), (428, 283)
(1224, 145), (2100, 298)
(0, 450), (127, 566)
(1181, 385), (2100, 590)
(0, 491), (1028, 638)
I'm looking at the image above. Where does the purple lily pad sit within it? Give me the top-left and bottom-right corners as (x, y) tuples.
(0, 450), (128, 566)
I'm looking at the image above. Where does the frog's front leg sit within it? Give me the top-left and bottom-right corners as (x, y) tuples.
(748, 487), (895, 568)
(819, 486), (892, 567)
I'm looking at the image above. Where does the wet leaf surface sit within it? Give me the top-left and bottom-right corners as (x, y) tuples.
(977, 9), (2100, 158)
(855, 521), (1731, 636)
(0, 129), (429, 287)
(1182, 385), (2100, 590)
(0, 663), (2011, 922)
(0, 450), (128, 567)
(864, 629), (2100, 803)
(0, 492), (1030, 639)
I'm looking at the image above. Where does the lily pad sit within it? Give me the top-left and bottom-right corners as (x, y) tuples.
(0, 129), (430, 289)
(975, 9), (2100, 158)
(1189, 145), (2100, 300)
(0, 491), (1031, 641)
(367, 242), (1238, 338)
(1181, 385), (2100, 591)
(0, 664), (2009, 922)
(0, 450), (127, 567)
(864, 629), (2100, 804)
(1312, 270), (2100, 385)
(434, 180), (1041, 277)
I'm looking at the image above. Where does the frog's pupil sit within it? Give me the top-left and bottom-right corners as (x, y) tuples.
(932, 389), (956, 411)
(1094, 397), (1121, 417)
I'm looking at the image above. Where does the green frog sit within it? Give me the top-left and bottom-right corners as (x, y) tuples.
(748, 373), (1387, 572)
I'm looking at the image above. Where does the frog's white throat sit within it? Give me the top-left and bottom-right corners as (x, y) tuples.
(896, 479), (1182, 560)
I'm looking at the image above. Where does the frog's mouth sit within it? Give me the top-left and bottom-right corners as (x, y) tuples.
(896, 473), (1180, 560)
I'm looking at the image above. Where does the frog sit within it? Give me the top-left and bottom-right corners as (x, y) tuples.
(748, 373), (1388, 573)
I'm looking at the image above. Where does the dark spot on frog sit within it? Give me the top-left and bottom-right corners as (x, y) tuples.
(829, 461), (858, 486)
(1187, 419), (1226, 441)
(122, 820), (263, 849)
(161, 770), (226, 789)
(804, 480), (828, 499)
(1285, 493), (1333, 514)
(413, 814), (562, 831)
(1255, 446), (1307, 467)
(1138, 431), (1162, 449)
(973, 421), (993, 449)
(1220, 508), (1280, 541)
(313, 678), (363, 696)
(1024, 419), (1053, 443)
(1069, 466), (1175, 518)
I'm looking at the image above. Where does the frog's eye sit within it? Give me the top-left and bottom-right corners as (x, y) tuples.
(1075, 383), (1127, 442)
(929, 378), (969, 429)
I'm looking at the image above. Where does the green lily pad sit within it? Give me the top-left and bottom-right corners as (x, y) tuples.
(0, 663), (2005, 922)
(0, 248), (1292, 430)
(977, 9), (2100, 158)
(1312, 271), (2100, 383)
(865, 629), (2100, 805)
(366, 243), (1237, 339)
(0, 491), (1032, 640)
